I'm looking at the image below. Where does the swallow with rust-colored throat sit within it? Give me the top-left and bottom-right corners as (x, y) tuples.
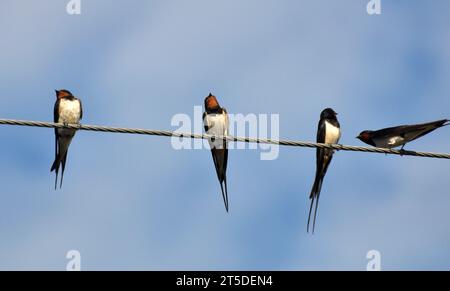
(203, 93), (230, 212)
(51, 89), (83, 189)
(357, 119), (449, 150)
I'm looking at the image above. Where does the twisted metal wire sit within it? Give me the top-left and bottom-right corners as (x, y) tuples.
(0, 118), (449, 159)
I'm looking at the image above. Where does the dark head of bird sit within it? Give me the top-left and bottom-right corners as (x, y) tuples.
(320, 108), (338, 121)
(204, 93), (220, 112)
(356, 130), (373, 143)
(55, 89), (73, 99)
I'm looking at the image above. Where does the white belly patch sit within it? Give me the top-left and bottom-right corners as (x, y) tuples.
(374, 136), (405, 148)
(204, 114), (228, 149)
(325, 121), (341, 144)
(59, 99), (81, 124)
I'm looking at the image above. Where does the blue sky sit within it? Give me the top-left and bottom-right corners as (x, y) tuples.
(0, 0), (449, 270)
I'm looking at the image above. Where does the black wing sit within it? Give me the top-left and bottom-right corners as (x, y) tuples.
(402, 119), (448, 141)
(373, 119), (448, 141)
(315, 120), (326, 175)
(78, 98), (83, 121)
(53, 99), (60, 123)
(53, 99), (61, 161)
(312, 120), (333, 197)
(202, 111), (209, 132)
(307, 119), (334, 233)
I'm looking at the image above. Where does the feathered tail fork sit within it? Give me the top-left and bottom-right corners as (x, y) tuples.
(51, 134), (73, 190)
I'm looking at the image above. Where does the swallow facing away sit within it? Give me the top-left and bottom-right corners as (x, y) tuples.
(308, 108), (341, 234)
(203, 93), (230, 212)
(357, 119), (449, 150)
(51, 89), (83, 189)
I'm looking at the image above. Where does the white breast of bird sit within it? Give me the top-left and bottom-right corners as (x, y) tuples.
(204, 113), (228, 149)
(59, 99), (81, 124)
(325, 120), (341, 144)
(374, 136), (405, 149)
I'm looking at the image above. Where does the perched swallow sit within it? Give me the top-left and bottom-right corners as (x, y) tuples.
(51, 89), (83, 189)
(357, 119), (449, 150)
(203, 93), (229, 212)
(308, 108), (341, 234)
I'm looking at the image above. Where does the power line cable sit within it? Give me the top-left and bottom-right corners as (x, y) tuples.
(0, 118), (449, 159)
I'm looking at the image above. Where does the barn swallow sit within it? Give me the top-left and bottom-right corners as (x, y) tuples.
(357, 119), (449, 150)
(203, 93), (229, 212)
(51, 89), (83, 189)
(308, 108), (341, 234)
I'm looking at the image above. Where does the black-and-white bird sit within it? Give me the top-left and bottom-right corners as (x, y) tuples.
(308, 108), (341, 233)
(357, 119), (449, 149)
(51, 89), (83, 189)
(203, 93), (229, 212)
